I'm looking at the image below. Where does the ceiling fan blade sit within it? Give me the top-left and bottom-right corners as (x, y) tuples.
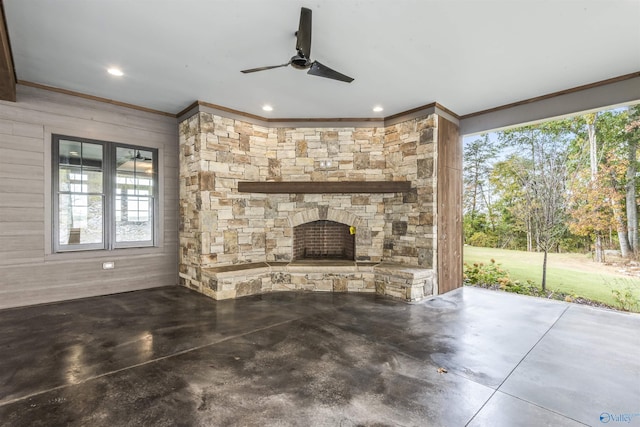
(241, 63), (290, 73)
(296, 7), (312, 58)
(307, 61), (354, 83)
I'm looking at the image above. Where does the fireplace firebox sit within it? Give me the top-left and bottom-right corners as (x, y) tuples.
(293, 220), (355, 260)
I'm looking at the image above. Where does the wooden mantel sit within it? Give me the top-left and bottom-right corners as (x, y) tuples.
(237, 181), (411, 194)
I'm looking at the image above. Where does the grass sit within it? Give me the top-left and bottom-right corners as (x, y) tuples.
(463, 246), (640, 309)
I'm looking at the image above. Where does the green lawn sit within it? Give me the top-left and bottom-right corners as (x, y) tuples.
(463, 246), (640, 309)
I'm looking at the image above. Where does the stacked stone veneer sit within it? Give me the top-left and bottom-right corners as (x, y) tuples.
(179, 108), (439, 302)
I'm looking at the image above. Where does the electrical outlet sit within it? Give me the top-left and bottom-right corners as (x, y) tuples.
(102, 262), (115, 270)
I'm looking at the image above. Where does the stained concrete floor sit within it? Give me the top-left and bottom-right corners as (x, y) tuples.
(0, 287), (638, 427)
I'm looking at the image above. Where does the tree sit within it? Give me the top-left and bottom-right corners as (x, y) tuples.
(494, 124), (569, 289)
(462, 104), (639, 264)
(514, 129), (568, 290)
(625, 134), (637, 254)
(585, 113), (605, 261)
(491, 156), (533, 250)
(625, 105), (640, 255)
(529, 152), (567, 291)
(463, 134), (498, 244)
(498, 122), (571, 252)
(568, 162), (623, 256)
(599, 111), (633, 258)
(566, 110), (632, 260)
(463, 134), (498, 218)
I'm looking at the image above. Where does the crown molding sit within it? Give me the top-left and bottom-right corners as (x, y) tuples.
(18, 70), (640, 133)
(17, 80), (176, 117)
(178, 100), (458, 128)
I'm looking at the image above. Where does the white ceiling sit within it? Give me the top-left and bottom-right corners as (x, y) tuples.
(4, 0), (640, 118)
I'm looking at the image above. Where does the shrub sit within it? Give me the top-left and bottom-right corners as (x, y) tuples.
(501, 280), (538, 295)
(465, 257), (629, 311)
(611, 288), (640, 312)
(464, 258), (513, 287)
(463, 258), (541, 295)
(603, 278), (640, 312)
(467, 232), (498, 248)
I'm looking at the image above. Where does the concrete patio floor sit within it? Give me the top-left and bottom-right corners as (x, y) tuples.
(0, 286), (638, 426)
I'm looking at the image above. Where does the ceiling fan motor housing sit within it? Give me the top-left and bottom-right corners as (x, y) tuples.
(290, 54), (311, 70)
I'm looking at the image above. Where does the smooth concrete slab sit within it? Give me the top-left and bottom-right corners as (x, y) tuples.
(467, 391), (587, 427)
(0, 286), (638, 426)
(0, 287), (350, 404)
(315, 287), (569, 387)
(500, 304), (640, 426)
(0, 318), (494, 426)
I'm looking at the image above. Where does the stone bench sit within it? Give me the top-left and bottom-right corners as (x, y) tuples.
(199, 261), (434, 302)
(373, 263), (435, 302)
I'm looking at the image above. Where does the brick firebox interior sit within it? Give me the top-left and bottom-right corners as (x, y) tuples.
(293, 220), (355, 261)
(178, 104), (462, 302)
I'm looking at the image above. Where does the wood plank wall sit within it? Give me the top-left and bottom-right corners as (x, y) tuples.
(0, 85), (179, 309)
(436, 116), (463, 294)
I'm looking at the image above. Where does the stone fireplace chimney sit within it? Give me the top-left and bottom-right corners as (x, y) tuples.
(178, 104), (461, 302)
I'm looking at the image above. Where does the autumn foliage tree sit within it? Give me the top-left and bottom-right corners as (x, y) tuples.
(568, 163), (622, 261)
(463, 104), (640, 269)
(566, 109), (635, 260)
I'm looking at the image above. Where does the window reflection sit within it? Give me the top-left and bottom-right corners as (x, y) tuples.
(115, 148), (154, 243)
(57, 140), (104, 246)
(54, 136), (157, 251)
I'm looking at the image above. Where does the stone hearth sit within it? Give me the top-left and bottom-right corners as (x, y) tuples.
(178, 104), (461, 302)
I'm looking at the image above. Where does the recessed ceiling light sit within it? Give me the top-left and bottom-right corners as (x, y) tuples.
(262, 104), (273, 112)
(107, 67), (124, 77)
(373, 106), (384, 112)
(69, 151), (79, 156)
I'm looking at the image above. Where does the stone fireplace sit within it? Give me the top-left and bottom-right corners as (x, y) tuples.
(178, 103), (461, 302)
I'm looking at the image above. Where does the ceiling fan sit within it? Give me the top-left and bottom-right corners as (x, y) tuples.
(115, 150), (153, 169)
(241, 7), (354, 83)
(133, 150), (152, 161)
